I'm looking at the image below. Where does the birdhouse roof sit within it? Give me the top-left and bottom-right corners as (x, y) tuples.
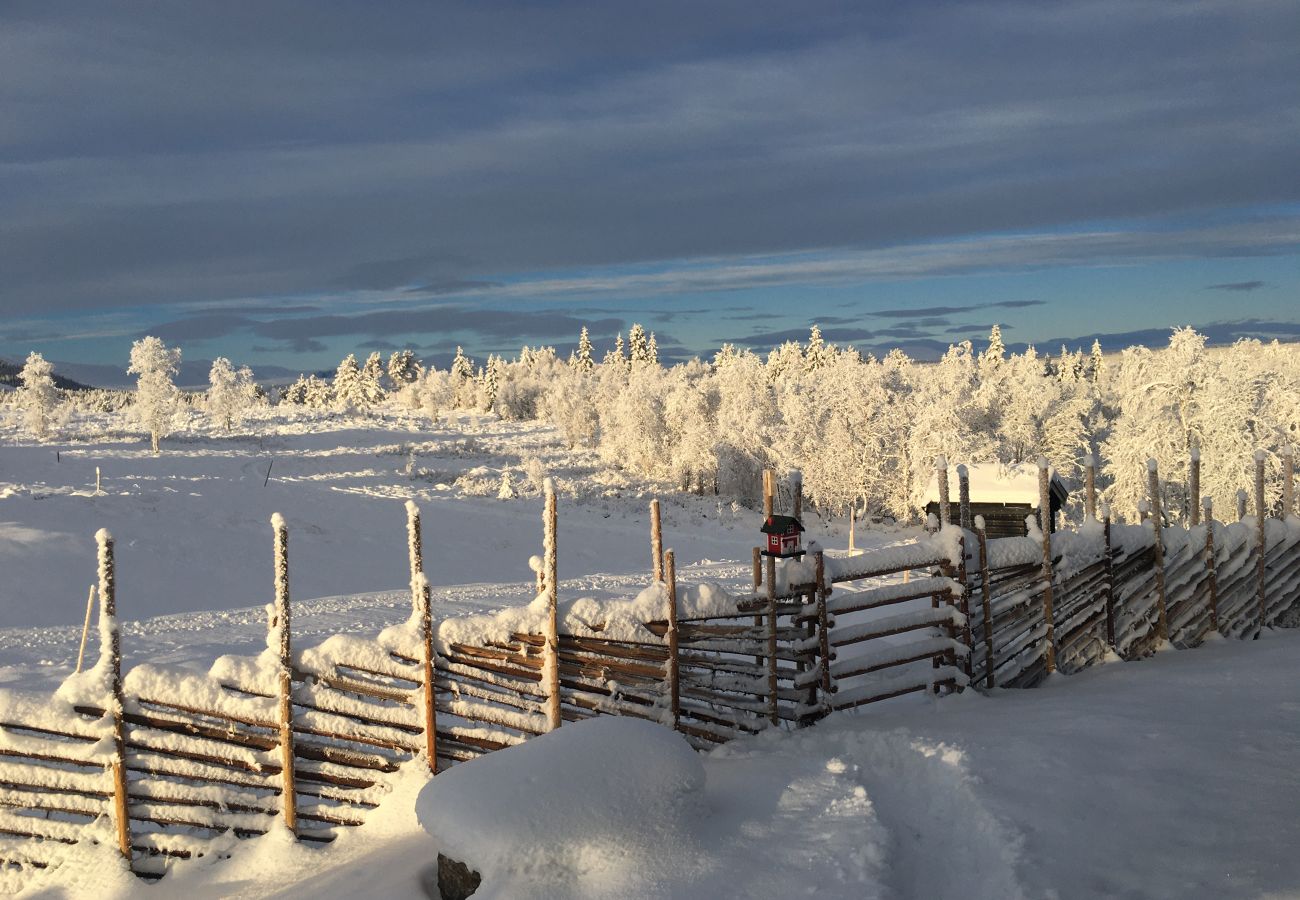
(761, 515), (804, 534)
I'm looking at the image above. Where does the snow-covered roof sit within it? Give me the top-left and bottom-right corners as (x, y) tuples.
(923, 462), (1066, 506)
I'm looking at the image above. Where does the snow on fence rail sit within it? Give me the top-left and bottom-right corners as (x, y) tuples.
(1, 451), (1299, 887)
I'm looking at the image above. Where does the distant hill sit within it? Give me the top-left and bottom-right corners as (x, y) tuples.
(0, 358), (95, 391)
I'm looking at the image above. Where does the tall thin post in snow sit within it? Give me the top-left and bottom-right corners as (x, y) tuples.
(814, 550), (832, 703)
(1084, 455), (1097, 522)
(752, 546), (762, 589)
(1254, 451), (1267, 636)
(849, 503), (856, 553)
(543, 482), (562, 729)
(406, 501), (437, 773)
(957, 464), (971, 531)
(1102, 504), (1116, 649)
(936, 457), (950, 527)
(1038, 459), (1056, 674)
(97, 529), (132, 863)
(762, 469), (774, 520)
(1282, 447), (1295, 520)
(75, 585), (95, 674)
(1203, 497), (1219, 634)
(270, 514), (297, 834)
(1188, 448), (1201, 526)
(1147, 460), (1168, 643)
(650, 499), (664, 582)
(664, 549), (680, 731)
(1236, 490), (1248, 522)
(765, 554), (778, 726)
(975, 516), (994, 688)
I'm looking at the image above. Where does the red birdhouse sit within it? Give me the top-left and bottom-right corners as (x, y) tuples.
(761, 515), (805, 559)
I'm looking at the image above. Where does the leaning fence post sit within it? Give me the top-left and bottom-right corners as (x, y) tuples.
(75, 585), (96, 674)
(814, 550), (833, 707)
(406, 502), (437, 773)
(270, 514), (297, 834)
(543, 481), (562, 730)
(1283, 447), (1295, 520)
(96, 529), (132, 863)
(764, 554), (778, 726)
(664, 549), (680, 731)
(1203, 497), (1219, 634)
(1102, 504), (1116, 648)
(1038, 459), (1057, 674)
(1147, 460), (1169, 643)
(1254, 451), (1267, 635)
(936, 457), (951, 526)
(975, 517), (994, 688)
(1188, 448), (1201, 526)
(650, 499), (664, 583)
(957, 464), (971, 531)
(1084, 454), (1098, 522)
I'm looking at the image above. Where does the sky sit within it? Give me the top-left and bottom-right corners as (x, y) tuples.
(1, 0), (1298, 376)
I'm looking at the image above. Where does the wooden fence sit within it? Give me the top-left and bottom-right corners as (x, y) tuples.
(0, 450), (1297, 886)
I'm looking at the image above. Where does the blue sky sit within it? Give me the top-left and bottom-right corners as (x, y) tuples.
(1, 1), (1297, 373)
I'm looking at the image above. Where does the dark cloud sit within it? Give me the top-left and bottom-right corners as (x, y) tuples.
(2, 2), (1297, 320)
(357, 339), (401, 351)
(187, 304), (321, 316)
(994, 300), (1047, 309)
(945, 323), (1015, 334)
(870, 306), (976, 319)
(1013, 319), (1300, 354)
(142, 313), (256, 342)
(1206, 280), (1266, 292)
(251, 306), (623, 343)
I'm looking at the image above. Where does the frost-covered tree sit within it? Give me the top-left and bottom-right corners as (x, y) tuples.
(804, 325), (830, 372)
(128, 336), (182, 454)
(16, 351), (61, 439)
(628, 324), (650, 366)
(303, 374), (332, 409)
(387, 349), (421, 389)
(646, 332), (659, 367)
(333, 354), (366, 412)
(575, 327), (595, 374)
(1088, 340), (1106, 384)
(206, 357), (257, 432)
(361, 352), (387, 405)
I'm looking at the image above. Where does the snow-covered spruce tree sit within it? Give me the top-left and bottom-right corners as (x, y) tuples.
(387, 349), (421, 389)
(627, 324), (650, 366)
(206, 357), (257, 432)
(450, 346), (476, 408)
(1088, 340), (1106, 384)
(647, 332), (659, 367)
(332, 354), (366, 413)
(484, 355), (501, 412)
(575, 327), (595, 375)
(16, 351), (61, 439)
(803, 324), (829, 372)
(360, 352), (387, 406)
(127, 336), (182, 454)
(280, 376), (309, 405)
(303, 374), (333, 409)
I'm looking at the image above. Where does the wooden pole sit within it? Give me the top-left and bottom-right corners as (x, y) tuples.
(1038, 459), (1056, 674)
(815, 550), (832, 703)
(765, 554), (778, 726)
(1236, 490), (1247, 522)
(936, 457), (950, 527)
(1147, 460), (1168, 643)
(1188, 448), (1201, 526)
(270, 514), (297, 834)
(665, 550), (680, 731)
(763, 469), (774, 520)
(1102, 504), (1116, 648)
(1203, 498), (1219, 634)
(406, 502), (437, 773)
(1254, 451), (1267, 636)
(96, 529), (132, 864)
(1084, 455), (1097, 522)
(955, 530), (972, 683)
(752, 546), (762, 589)
(543, 482), (562, 729)
(75, 585), (95, 674)
(849, 504), (856, 553)
(957, 464), (971, 531)
(95, 466), (102, 495)
(975, 517), (994, 688)
(650, 499), (664, 582)
(1282, 447), (1295, 520)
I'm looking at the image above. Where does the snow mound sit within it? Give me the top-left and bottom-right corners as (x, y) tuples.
(417, 717), (706, 899)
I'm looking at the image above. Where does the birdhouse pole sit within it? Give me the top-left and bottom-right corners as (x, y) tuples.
(1188, 449), (1201, 526)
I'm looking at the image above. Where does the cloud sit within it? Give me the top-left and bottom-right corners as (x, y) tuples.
(3, 2), (1299, 319)
(251, 306), (625, 345)
(141, 313), (256, 342)
(721, 326), (875, 347)
(1206, 280), (1266, 292)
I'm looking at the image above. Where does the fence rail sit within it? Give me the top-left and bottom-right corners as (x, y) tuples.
(1, 449), (1297, 885)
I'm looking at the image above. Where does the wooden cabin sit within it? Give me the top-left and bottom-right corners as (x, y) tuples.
(923, 463), (1068, 538)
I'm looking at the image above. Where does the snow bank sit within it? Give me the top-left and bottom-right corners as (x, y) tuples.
(417, 717), (707, 899)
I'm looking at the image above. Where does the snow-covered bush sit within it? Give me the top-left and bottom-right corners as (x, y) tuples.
(206, 357), (258, 432)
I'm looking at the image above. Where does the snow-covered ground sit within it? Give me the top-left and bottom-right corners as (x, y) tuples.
(3, 412), (1298, 898)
